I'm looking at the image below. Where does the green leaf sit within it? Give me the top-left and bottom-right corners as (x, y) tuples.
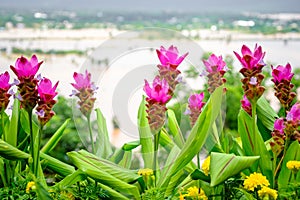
(0, 139), (29, 160)
(137, 96), (153, 168)
(118, 151), (132, 169)
(122, 140), (140, 151)
(7, 100), (19, 147)
(109, 148), (125, 164)
(95, 108), (113, 159)
(257, 97), (278, 131)
(158, 86), (224, 189)
(35, 180), (52, 200)
(159, 128), (175, 152)
(278, 141), (300, 189)
(190, 169), (210, 182)
(68, 151), (140, 199)
(238, 109), (273, 186)
(41, 119), (70, 154)
(40, 152), (75, 176)
(97, 182), (130, 200)
(167, 109), (185, 148)
(210, 152), (259, 186)
(55, 170), (86, 189)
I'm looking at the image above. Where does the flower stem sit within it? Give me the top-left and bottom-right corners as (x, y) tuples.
(153, 130), (160, 186)
(251, 101), (257, 156)
(87, 115), (95, 154)
(1, 111), (9, 187)
(28, 110), (35, 174)
(34, 125), (43, 178)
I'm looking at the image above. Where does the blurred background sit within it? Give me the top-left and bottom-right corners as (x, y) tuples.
(0, 0), (299, 164)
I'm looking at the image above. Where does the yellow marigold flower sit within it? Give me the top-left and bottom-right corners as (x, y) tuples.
(186, 186), (208, 200)
(202, 156), (210, 176)
(243, 172), (270, 191)
(286, 160), (300, 173)
(26, 181), (36, 193)
(258, 186), (278, 200)
(138, 168), (153, 176)
(179, 192), (185, 200)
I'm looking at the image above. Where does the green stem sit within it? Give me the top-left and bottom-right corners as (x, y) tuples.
(87, 115), (95, 154)
(34, 125), (43, 178)
(251, 101), (257, 156)
(153, 130), (160, 186)
(272, 152), (277, 188)
(2, 111), (11, 186)
(1, 111), (6, 141)
(28, 110), (34, 173)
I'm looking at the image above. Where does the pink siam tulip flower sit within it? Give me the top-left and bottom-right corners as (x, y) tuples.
(241, 95), (252, 116)
(38, 78), (59, 102)
(156, 45), (188, 69)
(203, 54), (227, 74)
(274, 118), (285, 135)
(286, 103), (300, 125)
(188, 92), (206, 126)
(234, 44), (265, 70)
(0, 71), (11, 90)
(0, 71), (12, 111)
(272, 63), (294, 84)
(10, 55), (43, 80)
(36, 78), (59, 126)
(71, 70), (96, 117)
(144, 76), (171, 104)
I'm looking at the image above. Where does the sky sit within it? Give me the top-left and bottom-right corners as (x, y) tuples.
(1, 0), (300, 13)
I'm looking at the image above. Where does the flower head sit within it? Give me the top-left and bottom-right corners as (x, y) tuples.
(38, 78), (59, 102)
(241, 95), (252, 116)
(26, 181), (36, 193)
(202, 156), (210, 176)
(144, 76), (171, 104)
(274, 118), (285, 135)
(286, 102), (300, 125)
(138, 168), (154, 176)
(185, 186), (208, 200)
(0, 71), (11, 91)
(234, 44), (265, 70)
(243, 172), (270, 191)
(258, 186), (278, 200)
(272, 63), (294, 84)
(156, 45), (188, 69)
(188, 93), (205, 111)
(71, 70), (93, 91)
(286, 160), (300, 173)
(10, 55), (42, 80)
(203, 54), (227, 74)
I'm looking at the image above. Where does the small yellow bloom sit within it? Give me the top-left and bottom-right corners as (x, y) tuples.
(258, 186), (278, 200)
(179, 192), (185, 200)
(26, 181), (36, 193)
(202, 156), (210, 176)
(138, 168), (154, 176)
(243, 172), (270, 191)
(186, 186), (208, 200)
(286, 160), (300, 173)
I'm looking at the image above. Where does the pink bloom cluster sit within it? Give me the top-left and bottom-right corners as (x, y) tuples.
(234, 44), (265, 70)
(144, 76), (171, 104)
(156, 45), (188, 69)
(241, 95), (252, 116)
(187, 92), (206, 126)
(0, 72), (12, 111)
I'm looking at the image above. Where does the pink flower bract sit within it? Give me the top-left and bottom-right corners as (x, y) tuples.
(286, 102), (300, 124)
(38, 78), (59, 102)
(234, 44), (265, 70)
(0, 71), (11, 90)
(272, 63), (294, 84)
(241, 95), (252, 115)
(188, 92), (205, 111)
(10, 55), (43, 80)
(71, 70), (92, 91)
(144, 76), (171, 104)
(156, 45), (188, 68)
(203, 54), (226, 73)
(274, 118), (285, 135)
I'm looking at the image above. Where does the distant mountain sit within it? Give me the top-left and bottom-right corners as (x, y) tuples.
(1, 0), (300, 13)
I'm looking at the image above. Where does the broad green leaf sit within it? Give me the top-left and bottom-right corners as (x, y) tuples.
(97, 182), (129, 200)
(278, 141), (300, 189)
(95, 108), (113, 159)
(159, 128), (175, 152)
(238, 109), (273, 186)
(234, 188), (256, 200)
(7, 100), (19, 147)
(137, 96), (153, 168)
(40, 152), (75, 176)
(109, 148), (125, 164)
(20, 109), (39, 136)
(118, 151), (132, 169)
(257, 97), (278, 131)
(35, 180), (52, 200)
(0, 139), (29, 160)
(167, 109), (185, 148)
(55, 170), (86, 189)
(190, 169), (210, 182)
(41, 119), (70, 154)
(158, 86), (224, 189)
(122, 140), (140, 151)
(210, 152), (259, 186)
(0, 158), (6, 186)
(68, 151), (140, 199)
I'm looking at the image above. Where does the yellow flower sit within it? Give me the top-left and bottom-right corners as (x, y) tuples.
(138, 168), (153, 176)
(186, 186), (208, 200)
(258, 186), (278, 200)
(202, 156), (210, 176)
(26, 181), (36, 193)
(179, 192), (185, 200)
(286, 160), (300, 173)
(243, 172), (270, 191)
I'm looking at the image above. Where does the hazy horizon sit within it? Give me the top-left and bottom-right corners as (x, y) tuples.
(1, 0), (300, 13)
